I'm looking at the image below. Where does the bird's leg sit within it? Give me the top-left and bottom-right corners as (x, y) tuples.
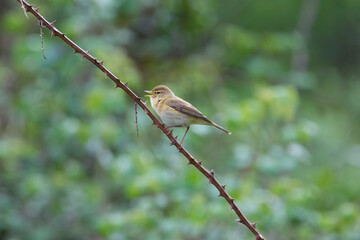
(180, 126), (190, 145)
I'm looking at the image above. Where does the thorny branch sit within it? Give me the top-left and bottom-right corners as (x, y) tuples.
(16, 1), (266, 239)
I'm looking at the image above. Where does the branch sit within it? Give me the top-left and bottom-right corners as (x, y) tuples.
(19, 0), (29, 19)
(134, 102), (139, 138)
(39, 20), (47, 60)
(16, 1), (266, 239)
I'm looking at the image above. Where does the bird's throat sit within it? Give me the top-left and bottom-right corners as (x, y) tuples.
(150, 97), (163, 110)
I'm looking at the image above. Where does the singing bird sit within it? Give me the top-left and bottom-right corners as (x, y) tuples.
(145, 85), (231, 144)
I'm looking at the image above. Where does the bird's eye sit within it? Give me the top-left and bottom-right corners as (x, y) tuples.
(156, 91), (160, 94)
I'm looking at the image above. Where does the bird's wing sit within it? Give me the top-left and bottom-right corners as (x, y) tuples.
(165, 97), (211, 123)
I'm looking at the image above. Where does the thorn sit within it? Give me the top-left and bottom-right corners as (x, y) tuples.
(210, 169), (215, 176)
(178, 146), (183, 151)
(59, 32), (65, 37)
(115, 85), (120, 89)
(208, 178), (212, 184)
(51, 30), (56, 37)
(99, 60), (104, 65)
(252, 221), (258, 228)
(34, 7), (39, 12)
(124, 81), (128, 86)
(218, 192), (224, 198)
(74, 49), (78, 54)
(236, 219), (246, 224)
(166, 130), (173, 136)
(81, 54), (86, 60)
(170, 141), (175, 146)
(174, 135), (178, 141)
(187, 161), (193, 166)
(50, 20), (56, 27)
(229, 198), (235, 202)
(85, 50), (90, 54)
(222, 184), (226, 189)
(199, 161), (202, 165)
(104, 72), (108, 78)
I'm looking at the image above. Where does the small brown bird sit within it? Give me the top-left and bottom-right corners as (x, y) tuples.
(145, 85), (231, 144)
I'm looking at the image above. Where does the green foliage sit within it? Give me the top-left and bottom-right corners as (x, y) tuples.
(1, 0), (359, 239)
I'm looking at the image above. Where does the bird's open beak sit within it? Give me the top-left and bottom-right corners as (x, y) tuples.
(144, 90), (153, 97)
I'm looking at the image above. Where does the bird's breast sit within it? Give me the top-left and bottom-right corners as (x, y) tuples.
(157, 105), (191, 127)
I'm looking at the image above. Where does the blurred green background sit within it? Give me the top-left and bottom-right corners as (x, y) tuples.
(1, 0), (360, 239)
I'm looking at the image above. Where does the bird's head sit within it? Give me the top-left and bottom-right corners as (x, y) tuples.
(145, 85), (175, 101)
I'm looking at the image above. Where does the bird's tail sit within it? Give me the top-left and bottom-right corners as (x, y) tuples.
(211, 122), (231, 135)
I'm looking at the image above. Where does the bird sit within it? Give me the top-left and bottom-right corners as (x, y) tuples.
(145, 85), (231, 145)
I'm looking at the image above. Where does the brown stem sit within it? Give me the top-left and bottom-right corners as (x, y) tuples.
(19, 0), (29, 19)
(135, 102), (139, 138)
(15, 1), (266, 239)
(39, 20), (47, 60)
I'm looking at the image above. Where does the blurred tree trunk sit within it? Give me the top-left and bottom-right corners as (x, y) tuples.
(292, 0), (320, 71)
